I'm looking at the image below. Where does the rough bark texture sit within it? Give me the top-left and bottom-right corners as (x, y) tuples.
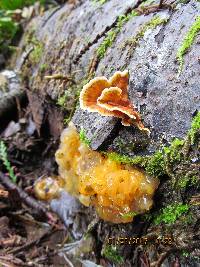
(16, 0), (200, 149)
(13, 0), (200, 266)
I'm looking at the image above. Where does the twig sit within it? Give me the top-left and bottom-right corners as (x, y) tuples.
(8, 227), (57, 255)
(44, 74), (75, 82)
(0, 171), (48, 219)
(62, 253), (75, 267)
(150, 248), (179, 267)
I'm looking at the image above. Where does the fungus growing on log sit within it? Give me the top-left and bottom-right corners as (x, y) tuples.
(35, 122), (159, 223)
(80, 70), (149, 132)
(34, 175), (64, 201)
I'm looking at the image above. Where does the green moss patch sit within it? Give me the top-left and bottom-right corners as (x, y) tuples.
(177, 16), (200, 73)
(97, 10), (138, 59)
(124, 15), (168, 54)
(29, 38), (44, 65)
(177, 175), (198, 189)
(188, 111), (200, 144)
(57, 77), (92, 124)
(106, 113), (199, 180)
(153, 203), (189, 225)
(102, 245), (124, 264)
(79, 128), (91, 147)
(106, 151), (148, 166)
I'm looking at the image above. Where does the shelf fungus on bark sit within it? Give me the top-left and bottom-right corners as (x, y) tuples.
(34, 122), (159, 223)
(80, 70), (150, 133)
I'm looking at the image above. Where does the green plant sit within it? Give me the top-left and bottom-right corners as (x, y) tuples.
(125, 15), (168, 51)
(0, 0), (44, 10)
(0, 10), (19, 54)
(102, 245), (124, 264)
(97, 10), (138, 59)
(57, 90), (71, 109)
(0, 140), (17, 183)
(177, 16), (200, 73)
(177, 175), (198, 189)
(163, 138), (184, 163)
(105, 151), (146, 165)
(120, 211), (137, 219)
(79, 128), (91, 147)
(188, 111), (200, 144)
(154, 203), (189, 225)
(105, 150), (165, 177)
(28, 37), (44, 64)
(39, 63), (48, 72)
(62, 76), (92, 124)
(146, 151), (165, 177)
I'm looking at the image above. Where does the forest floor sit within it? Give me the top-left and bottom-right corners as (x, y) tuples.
(0, 1), (200, 267)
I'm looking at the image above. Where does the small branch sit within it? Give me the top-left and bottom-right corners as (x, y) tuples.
(150, 248), (179, 267)
(62, 253), (75, 267)
(44, 74), (75, 82)
(8, 227), (57, 255)
(0, 171), (48, 219)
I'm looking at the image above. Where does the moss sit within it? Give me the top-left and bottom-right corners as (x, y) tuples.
(58, 77), (92, 124)
(105, 152), (148, 166)
(57, 90), (71, 109)
(97, 10), (138, 59)
(105, 112), (200, 178)
(177, 175), (198, 189)
(0, 140), (17, 183)
(39, 63), (48, 72)
(154, 203), (189, 225)
(120, 211), (137, 219)
(28, 37), (44, 65)
(177, 16), (200, 73)
(105, 151), (165, 177)
(163, 138), (184, 163)
(102, 245), (124, 264)
(125, 15), (168, 52)
(145, 151), (165, 177)
(188, 111), (200, 144)
(105, 150), (165, 177)
(79, 128), (91, 147)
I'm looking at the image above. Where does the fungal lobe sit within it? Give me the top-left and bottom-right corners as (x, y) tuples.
(34, 123), (159, 223)
(79, 70), (149, 132)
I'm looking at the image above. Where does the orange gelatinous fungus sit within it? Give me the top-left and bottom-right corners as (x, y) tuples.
(79, 70), (150, 133)
(34, 123), (159, 223)
(34, 175), (64, 201)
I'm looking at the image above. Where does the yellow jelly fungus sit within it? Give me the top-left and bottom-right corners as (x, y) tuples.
(34, 122), (159, 223)
(51, 122), (159, 223)
(34, 175), (64, 201)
